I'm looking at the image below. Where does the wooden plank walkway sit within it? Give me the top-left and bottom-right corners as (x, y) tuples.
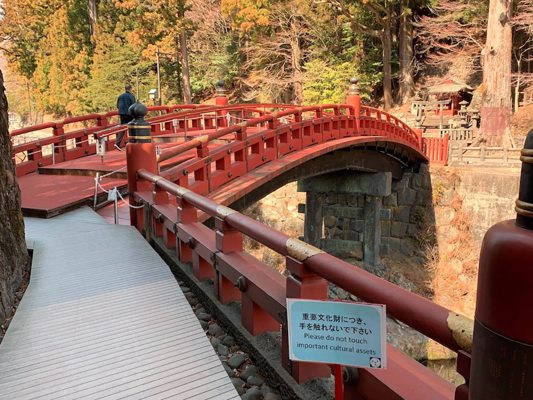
(0, 207), (240, 400)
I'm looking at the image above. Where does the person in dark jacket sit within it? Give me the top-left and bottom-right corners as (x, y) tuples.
(115, 84), (136, 149)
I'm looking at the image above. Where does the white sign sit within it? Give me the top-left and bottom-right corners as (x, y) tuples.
(287, 299), (387, 368)
(96, 137), (107, 156)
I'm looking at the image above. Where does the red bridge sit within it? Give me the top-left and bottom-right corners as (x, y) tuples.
(9, 80), (527, 399)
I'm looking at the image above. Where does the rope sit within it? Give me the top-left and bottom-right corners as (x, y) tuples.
(25, 148), (43, 155)
(117, 189), (145, 209)
(52, 137), (93, 148)
(95, 178), (144, 209)
(95, 179), (110, 194)
(100, 166), (126, 179)
(228, 115), (250, 122)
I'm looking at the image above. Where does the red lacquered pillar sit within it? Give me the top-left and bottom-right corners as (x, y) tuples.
(345, 77), (361, 134)
(215, 80), (229, 127)
(470, 128), (533, 399)
(126, 103), (158, 231)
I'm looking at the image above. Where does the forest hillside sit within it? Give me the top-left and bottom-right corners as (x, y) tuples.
(0, 0), (531, 140)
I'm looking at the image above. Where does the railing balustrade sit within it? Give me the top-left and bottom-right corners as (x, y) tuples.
(11, 101), (448, 179)
(127, 161), (470, 399)
(449, 145), (522, 166)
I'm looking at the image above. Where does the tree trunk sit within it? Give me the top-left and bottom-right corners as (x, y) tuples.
(381, 18), (393, 111)
(290, 19), (303, 104)
(0, 69), (28, 324)
(398, 2), (415, 104)
(479, 0), (513, 147)
(177, 0), (192, 104)
(179, 31), (192, 104)
(87, 0), (98, 44)
(174, 36), (183, 102)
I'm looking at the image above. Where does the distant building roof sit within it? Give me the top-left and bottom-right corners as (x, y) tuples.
(428, 79), (474, 94)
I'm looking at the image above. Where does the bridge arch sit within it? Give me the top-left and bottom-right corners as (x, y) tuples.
(194, 137), (429, 266)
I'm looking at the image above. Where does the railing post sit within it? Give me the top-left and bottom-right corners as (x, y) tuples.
(443, 133), (449, 165)
(236, 124), (247, 141)
(152, 184), (170, 238)
(125, 103), (157, 232)
(283, 240), (330, 383)
(96, 115), (108, 128)
(268, 114), (278, 130)
(345, 77), (360, 133)
(215, 80), (228, 127)
(53, 123), (66, 163)
(176, 196), (198, 264)
(470, 130), (533, 399)
(214, 212), (243, 304)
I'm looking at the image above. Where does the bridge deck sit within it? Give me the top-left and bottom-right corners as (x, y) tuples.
(18, 140), (220, 218)
(19, 173), (127, 218)
(0, 207), (239, 400)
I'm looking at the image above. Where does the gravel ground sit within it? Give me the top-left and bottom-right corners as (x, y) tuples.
(179, 281), (282, 400)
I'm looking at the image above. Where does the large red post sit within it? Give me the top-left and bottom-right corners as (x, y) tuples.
(282, 239), (331, 383)
(469, 128), (533, 399)
(125, 103), (158, 231)
(345, 77), (361, 133)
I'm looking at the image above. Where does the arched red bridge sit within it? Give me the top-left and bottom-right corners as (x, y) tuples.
(11, 86), (469, 400)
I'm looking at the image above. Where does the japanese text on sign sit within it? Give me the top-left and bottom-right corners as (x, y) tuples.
(287, 299), (386, 368)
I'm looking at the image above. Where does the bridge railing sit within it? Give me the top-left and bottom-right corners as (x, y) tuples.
(155, 104), (424, 196)
(10, 105), (205, 176)
(11, 101), (431, 178)
(128, 158), (470, 399)
(360, 106), (420, 148)
(10, 104), (253, 176)
(137, 103), (298, 138)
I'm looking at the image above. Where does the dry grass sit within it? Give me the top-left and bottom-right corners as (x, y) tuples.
(511, 104), (533, 140)
(425, 169), (478, 318)
(241, 183), (304, 274)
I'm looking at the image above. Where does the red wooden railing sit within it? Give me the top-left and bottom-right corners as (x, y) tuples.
(11, 94), (461, 398)
(10, 105), (199, 176)
(125, 140), (471, 399)
(423, 135), (449, 165)
(120, 96), (467, 399)
(11, 101), (449, 178)
(10, 104), (293, 177)
(153, 104), (423, 196)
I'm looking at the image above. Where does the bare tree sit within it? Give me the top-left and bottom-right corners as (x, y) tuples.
(177, 0), (192, 103)
(511, 0), (533, 110)
(241, 4), (311, 103)
(416, 0), (486, 72)
(88, 0), (98, 44)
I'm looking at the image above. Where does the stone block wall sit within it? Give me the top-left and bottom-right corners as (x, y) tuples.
(320, 164), (433, 260)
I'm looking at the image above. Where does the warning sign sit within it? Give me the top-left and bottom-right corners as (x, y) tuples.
(286, 299), (386, 368)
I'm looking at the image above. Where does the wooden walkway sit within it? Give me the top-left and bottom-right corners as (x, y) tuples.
(0, 207), (239, 400)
